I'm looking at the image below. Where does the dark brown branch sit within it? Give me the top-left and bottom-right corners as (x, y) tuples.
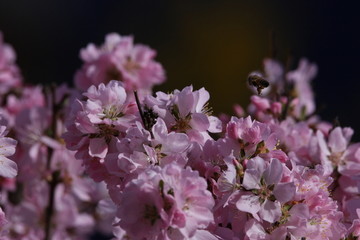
(44, 84), (60, 240)
(134, 91), (154, 138)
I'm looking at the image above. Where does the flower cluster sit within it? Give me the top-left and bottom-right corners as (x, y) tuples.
(75, 33), (165, 98)
(65, 52), (360, 239)
(0, 121), (18, 236)
(0, 31), (360, 240)
(0, 33), (22, 96)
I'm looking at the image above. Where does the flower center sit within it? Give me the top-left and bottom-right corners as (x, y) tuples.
(254, 178), (276, 203)
(171, 118), (192, 132)
(169, 105), (192, 132)
(124, 57), (141, 73)
(143, 204), (160, 226)
(328, 151), (344, 166)
(102, 105), (124, 120)
(154, 144), (167, 162)
(259, 185), (272, 201)
(89, 124), (120, 143)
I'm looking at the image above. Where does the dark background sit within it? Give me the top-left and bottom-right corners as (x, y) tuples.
(0, 0), (360, 142)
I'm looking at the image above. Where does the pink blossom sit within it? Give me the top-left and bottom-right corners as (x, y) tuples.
(116, 163), (214, 239)
(75, 33), (165, 94)
(348, 209), (360, 237)
(276, 119), (320, 167)
(96, 198), (118, 234)
(51, 146), (94, 202)
(0, 207), (8, 236)
(0, 32), (22, 95)
(339, 175), (360, 197)
(303, 194), (346, 239)
(145, 86), (222, 145)
(263, 58), (284, 94)
(103, 122), (152, 178)
(14, 107), (60, 168)
(63, 80), (137, 180)
(0, 124), (17, 178)
(148, 118), (190, 166)
(244, 219), (269, 240)
(188, 139), (227, 180)
(283, 163), (347, 239)
(1, 86), (45, 127)
(53, 184), (95, 238)
(82, 80), (137, 129)
(4, 181), (48, 239)
(317, 126), (360, 176)
(104, 117), (191, 187)
(248, 95), (282, 122)
(291, 164), (332, 201)
(343, 197), (360, 223)
(286, 58), (317, 116)
(237, 158), (295, 223)
(220, 116), (280, 160)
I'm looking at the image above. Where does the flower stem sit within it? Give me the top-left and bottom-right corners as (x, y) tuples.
(44, 85), (59, 240)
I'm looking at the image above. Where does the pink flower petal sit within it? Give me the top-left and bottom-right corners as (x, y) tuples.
(329, 127), (347, 153)
(273, 182), (296, 203)
(0, 137), (16, 156)
(89, 138), (108, 158)
(263, 158), (282, 185)
(208, 116), (222, 133)
(0, 156), (17, 178)
(236, 192), (261, 219)
(242, 169), (261, 190)
(259, 199), (281, 223)
(190, 113), (209, 132)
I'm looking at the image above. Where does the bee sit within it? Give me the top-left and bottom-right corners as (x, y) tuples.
(247, 72), (269, 95)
